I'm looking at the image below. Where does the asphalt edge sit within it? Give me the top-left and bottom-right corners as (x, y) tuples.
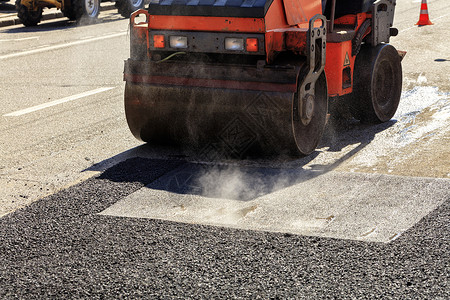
(0, 3), (117, 28)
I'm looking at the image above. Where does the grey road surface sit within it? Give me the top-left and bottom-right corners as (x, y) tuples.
(1, 158), (449, 298)
(0, 0), (449, 297)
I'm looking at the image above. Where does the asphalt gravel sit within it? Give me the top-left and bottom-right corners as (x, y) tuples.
(0, 158), (448, 298)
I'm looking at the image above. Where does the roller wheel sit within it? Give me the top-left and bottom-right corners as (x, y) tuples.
(349, 44), (402, 123)
(73, 0), (100, 24)
(115, 0), (144, 18)
(124, 59), (328, 157)
(292, 71), (328, 155)
(15, 0), (42, 27)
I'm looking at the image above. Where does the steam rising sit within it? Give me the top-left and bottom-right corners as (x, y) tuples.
(191, 165), (301, 201)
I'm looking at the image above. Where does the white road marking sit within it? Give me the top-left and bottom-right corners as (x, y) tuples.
(0, 31), (127, 60)
(3, 87), (114, 117)
(400, 12), (450, 33)
(0, 37), (40, 42)
(0, 13), (17, 18)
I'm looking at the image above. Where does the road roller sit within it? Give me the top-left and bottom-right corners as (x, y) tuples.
(124, 0), (404, 157)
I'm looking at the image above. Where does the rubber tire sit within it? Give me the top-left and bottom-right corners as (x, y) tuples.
(15, 0), (42, 27)
(74, 0), (100, 24)
(349, 44), (402, 123)
(63, 9), (77, 21)
(115, 0), (144, 18)
(292, 71), (328, 156)
(62, 2), (77, 21)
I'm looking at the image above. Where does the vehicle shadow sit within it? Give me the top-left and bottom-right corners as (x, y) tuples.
(3, 19), (77, 33)
(86, 118), (396, 202)
(2, 12), (125, 33)
(0, 2), (15, 13)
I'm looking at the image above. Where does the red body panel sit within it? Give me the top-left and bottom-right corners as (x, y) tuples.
(148, 15), (265, 33)
(281, 0), (322, 26)
(129, 4), (374, 97)
(325, 41), (355, 96)
(264, 0), (289, 30)
(324, 13), (372, 96)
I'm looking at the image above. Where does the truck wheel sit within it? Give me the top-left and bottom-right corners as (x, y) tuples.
(63, 9), (77, 21)
(350, 44), (402, 123)
(115, 0), (144, 18)
(15, 0), (42, 26)
(62, 2), (77, 21)
(74, 0), (100, 24)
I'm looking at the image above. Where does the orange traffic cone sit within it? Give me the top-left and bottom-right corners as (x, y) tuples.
(416, 0), (433, 26)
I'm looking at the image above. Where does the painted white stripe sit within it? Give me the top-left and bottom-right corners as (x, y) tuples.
(0, 31), (127, 60)
(0, 37), (40, 42)
(0, 13), (17, 18)
(3, 87), (114, 117)
(400, 12), (450, 33)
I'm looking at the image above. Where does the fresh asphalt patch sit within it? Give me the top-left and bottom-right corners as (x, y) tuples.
(101, 161), (448, 243)
(1, 157), (449, 298)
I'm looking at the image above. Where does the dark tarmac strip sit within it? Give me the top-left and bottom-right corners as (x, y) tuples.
(1, 158), (448, 298)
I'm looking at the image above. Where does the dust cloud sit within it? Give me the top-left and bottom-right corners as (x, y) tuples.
(192, 165), (302, 201)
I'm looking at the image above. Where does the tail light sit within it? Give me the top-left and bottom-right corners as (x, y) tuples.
(246, 38), (258, 52)
(153, 35), (165, 48)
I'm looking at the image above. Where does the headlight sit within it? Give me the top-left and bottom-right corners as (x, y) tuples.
(225, 38), (244, 51)
(169, 36), (188, 49)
